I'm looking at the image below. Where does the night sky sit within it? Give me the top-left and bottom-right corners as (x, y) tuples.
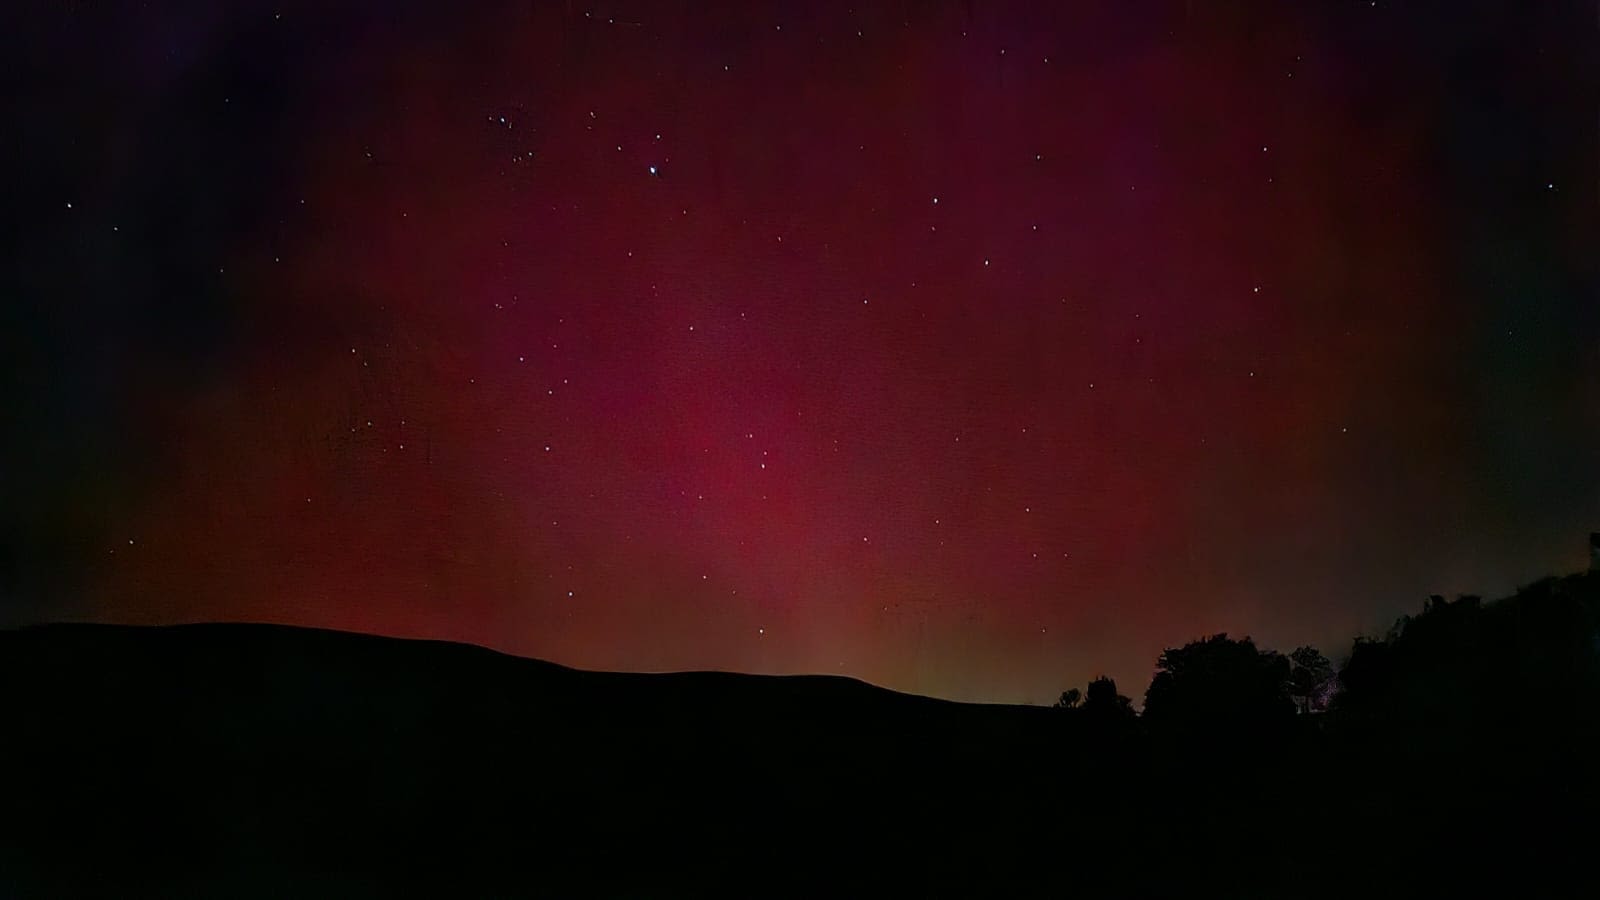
(6, 1), (1597, 703)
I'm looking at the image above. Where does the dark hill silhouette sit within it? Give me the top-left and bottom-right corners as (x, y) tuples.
(3, 569), (1599, 897)
(1, 623), (1075, 898)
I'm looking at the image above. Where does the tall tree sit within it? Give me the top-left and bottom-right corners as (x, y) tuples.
(1287, 646), (1334, 714)
(1143, 634), (1294, 733)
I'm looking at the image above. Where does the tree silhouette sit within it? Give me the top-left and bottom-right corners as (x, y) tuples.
(1054, 687), (1081, 709)
(1081, 676), (1135, 721)
(1287, 646), (1334, 714)
(1142, 634), (1293, 734)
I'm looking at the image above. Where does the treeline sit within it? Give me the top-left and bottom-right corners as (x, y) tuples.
(1034, 567), (1600, 897)
(1053, 569), (1600, 740)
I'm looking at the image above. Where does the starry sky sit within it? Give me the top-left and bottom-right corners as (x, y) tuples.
(5, 0), (1597, 703)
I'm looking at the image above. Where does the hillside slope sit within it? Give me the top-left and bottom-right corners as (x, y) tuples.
(0, 623), (1075, 897)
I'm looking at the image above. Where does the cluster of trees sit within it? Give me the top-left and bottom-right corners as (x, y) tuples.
(1033, 569), (1600, 895)
(1055, 634), (1334, 730)
(1054, 569), (1600, 739)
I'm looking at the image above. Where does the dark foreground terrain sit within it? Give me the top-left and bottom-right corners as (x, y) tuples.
(4, 571), (1599, 897)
